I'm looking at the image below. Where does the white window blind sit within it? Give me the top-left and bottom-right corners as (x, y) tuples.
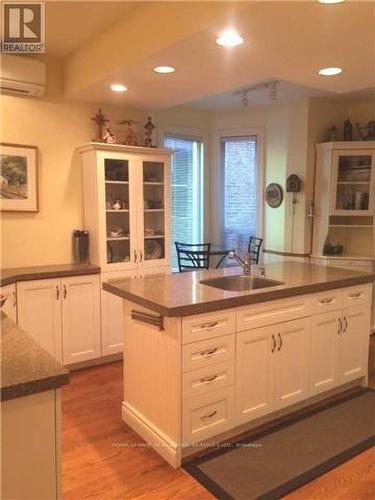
(164, 135), (203, 270)
(220, 136), (258, 251)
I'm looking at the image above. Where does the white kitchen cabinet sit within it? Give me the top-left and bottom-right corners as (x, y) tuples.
(17, 275), (100, 365)
(236, 326), (274, 424)
(309, 311), (340, 395)
(17, 279), (63, 363)
(0, 283), (17, 323)
(79, 143), (172, 273)
(101, 270), (132, 356)
(338, 304), (369, 384)
(236, 318), (310, 425)
(61, 275), (101, 365)
(274, 318), (310, 410)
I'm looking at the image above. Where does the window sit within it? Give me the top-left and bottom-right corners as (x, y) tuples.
(220, 136), (258, 251)
(164, 135), (204, 270)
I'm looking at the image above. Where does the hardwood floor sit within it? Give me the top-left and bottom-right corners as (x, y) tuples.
(62, 337), (375, 499)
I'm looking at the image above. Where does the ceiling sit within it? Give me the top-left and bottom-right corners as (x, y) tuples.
(44, 1), (375, 109)
(45, 2), (134, 57)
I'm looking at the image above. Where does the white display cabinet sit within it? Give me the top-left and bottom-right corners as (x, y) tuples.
(79, 143), (173, 355)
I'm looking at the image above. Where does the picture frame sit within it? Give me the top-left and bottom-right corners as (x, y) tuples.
(0, 143), (39, 212)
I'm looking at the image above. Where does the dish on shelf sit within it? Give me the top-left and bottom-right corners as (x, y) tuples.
(145, 239), (162, 260)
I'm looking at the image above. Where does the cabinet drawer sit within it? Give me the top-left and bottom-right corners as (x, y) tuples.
(182, 387), (234, 443)
(311, 290), (342, 315)
(342, 285), (371, 307)
(182, 361), (234, 400)
(182, 334), (235, 372)
(236, 295), (311, 332)
(182, 310), (235, 344)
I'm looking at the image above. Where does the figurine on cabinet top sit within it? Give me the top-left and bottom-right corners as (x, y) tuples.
(103, 127), (116, 144)
(357, 120), (375, 141)
(118, 119), (138, 146)
(144, 116), (156, 148)
(343, 118), (353, 141)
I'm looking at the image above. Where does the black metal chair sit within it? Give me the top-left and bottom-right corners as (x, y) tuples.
(215, 236), (263, 269)
(175, 242), (211, 272)
(248, 236), (263, 264)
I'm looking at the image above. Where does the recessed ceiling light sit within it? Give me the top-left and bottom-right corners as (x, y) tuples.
(318, 0), (345, 4)
(318, 67), (343, 76)
(216, 29), (244, 47)
(110, 83), (128, 92)
(153, 66), (176, 74)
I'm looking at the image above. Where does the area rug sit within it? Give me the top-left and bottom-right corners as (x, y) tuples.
(184, 388), (375, 500)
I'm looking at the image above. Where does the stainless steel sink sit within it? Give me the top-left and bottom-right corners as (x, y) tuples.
(200, 275), (284, 292)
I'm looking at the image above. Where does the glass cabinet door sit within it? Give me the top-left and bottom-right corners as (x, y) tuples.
(141, 160), (167, 265)
(332, 152), (373, 214)
(104, 158), (133, 267)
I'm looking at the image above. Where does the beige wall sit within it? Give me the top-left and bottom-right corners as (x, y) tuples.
(209, 100), (310, 254)
(0, 95), (146, 268)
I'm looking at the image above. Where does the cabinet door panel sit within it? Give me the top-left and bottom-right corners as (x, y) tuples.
(0, 284), (17, 323)
(339, 305), (369, 384)
(101, 270), (138, 356)
(17, 279), (62, 362)
(236, 327), (274, 425)
(61, 275), (101, 365)
(274, 318), (310, 410)
(310, 312), (340, 395)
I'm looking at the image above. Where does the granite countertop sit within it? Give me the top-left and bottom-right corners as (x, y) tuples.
(1, 312), (69, 401)
(1, 263), (101, 287)
(103, 262), (375, 317)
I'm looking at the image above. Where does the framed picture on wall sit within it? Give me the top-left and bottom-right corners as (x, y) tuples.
(0, 143), (39, 212)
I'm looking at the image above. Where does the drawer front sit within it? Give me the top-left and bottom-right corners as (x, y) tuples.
(182, 334), (235, 372)
(182, 387), (234, 443)
(311, 290), (342, 315)
(342, 285), (371, 308)
(236, 295), (311, 332)
(182, 361), (234, 400)
(182, 311), (235, 344)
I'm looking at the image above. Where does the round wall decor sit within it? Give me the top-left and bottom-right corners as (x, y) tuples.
(265, 183), (283, 208)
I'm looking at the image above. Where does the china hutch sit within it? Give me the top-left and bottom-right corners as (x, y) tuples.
(79, 143), (172, 355)
(311, 141), (375, 330)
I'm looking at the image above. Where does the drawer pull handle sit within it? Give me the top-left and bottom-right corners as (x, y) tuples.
(201, 321), (219, 330)
(343, 316), (348, 334)
(200, 348), (218, 357)
(271, 334), (276, 353)
(338, 317), (342, 335)
(278, 333), (283, 351)
(56, 286), (60, 300)
(349, 292), (362, 299)
(320, 297), (334, 304)
(200, 374), (218, 383)
(201, 410), (217, 420)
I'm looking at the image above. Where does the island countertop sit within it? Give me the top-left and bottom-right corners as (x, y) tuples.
(103, 262), (375, 317)
(1, 312), (69, 401)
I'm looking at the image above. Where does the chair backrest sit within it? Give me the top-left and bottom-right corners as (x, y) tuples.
(175, 242), (211, 272)
(248, 236), (263, 264)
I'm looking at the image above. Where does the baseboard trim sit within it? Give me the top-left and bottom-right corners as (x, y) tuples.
(67, 352), (123, 371)
(122, 401), (181, 468)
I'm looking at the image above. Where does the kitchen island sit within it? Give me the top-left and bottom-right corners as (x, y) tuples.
(1, 311), (69, 499)
(104, 262), (375, 467)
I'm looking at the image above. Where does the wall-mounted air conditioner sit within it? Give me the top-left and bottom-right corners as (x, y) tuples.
(0, 55), (46, 97)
